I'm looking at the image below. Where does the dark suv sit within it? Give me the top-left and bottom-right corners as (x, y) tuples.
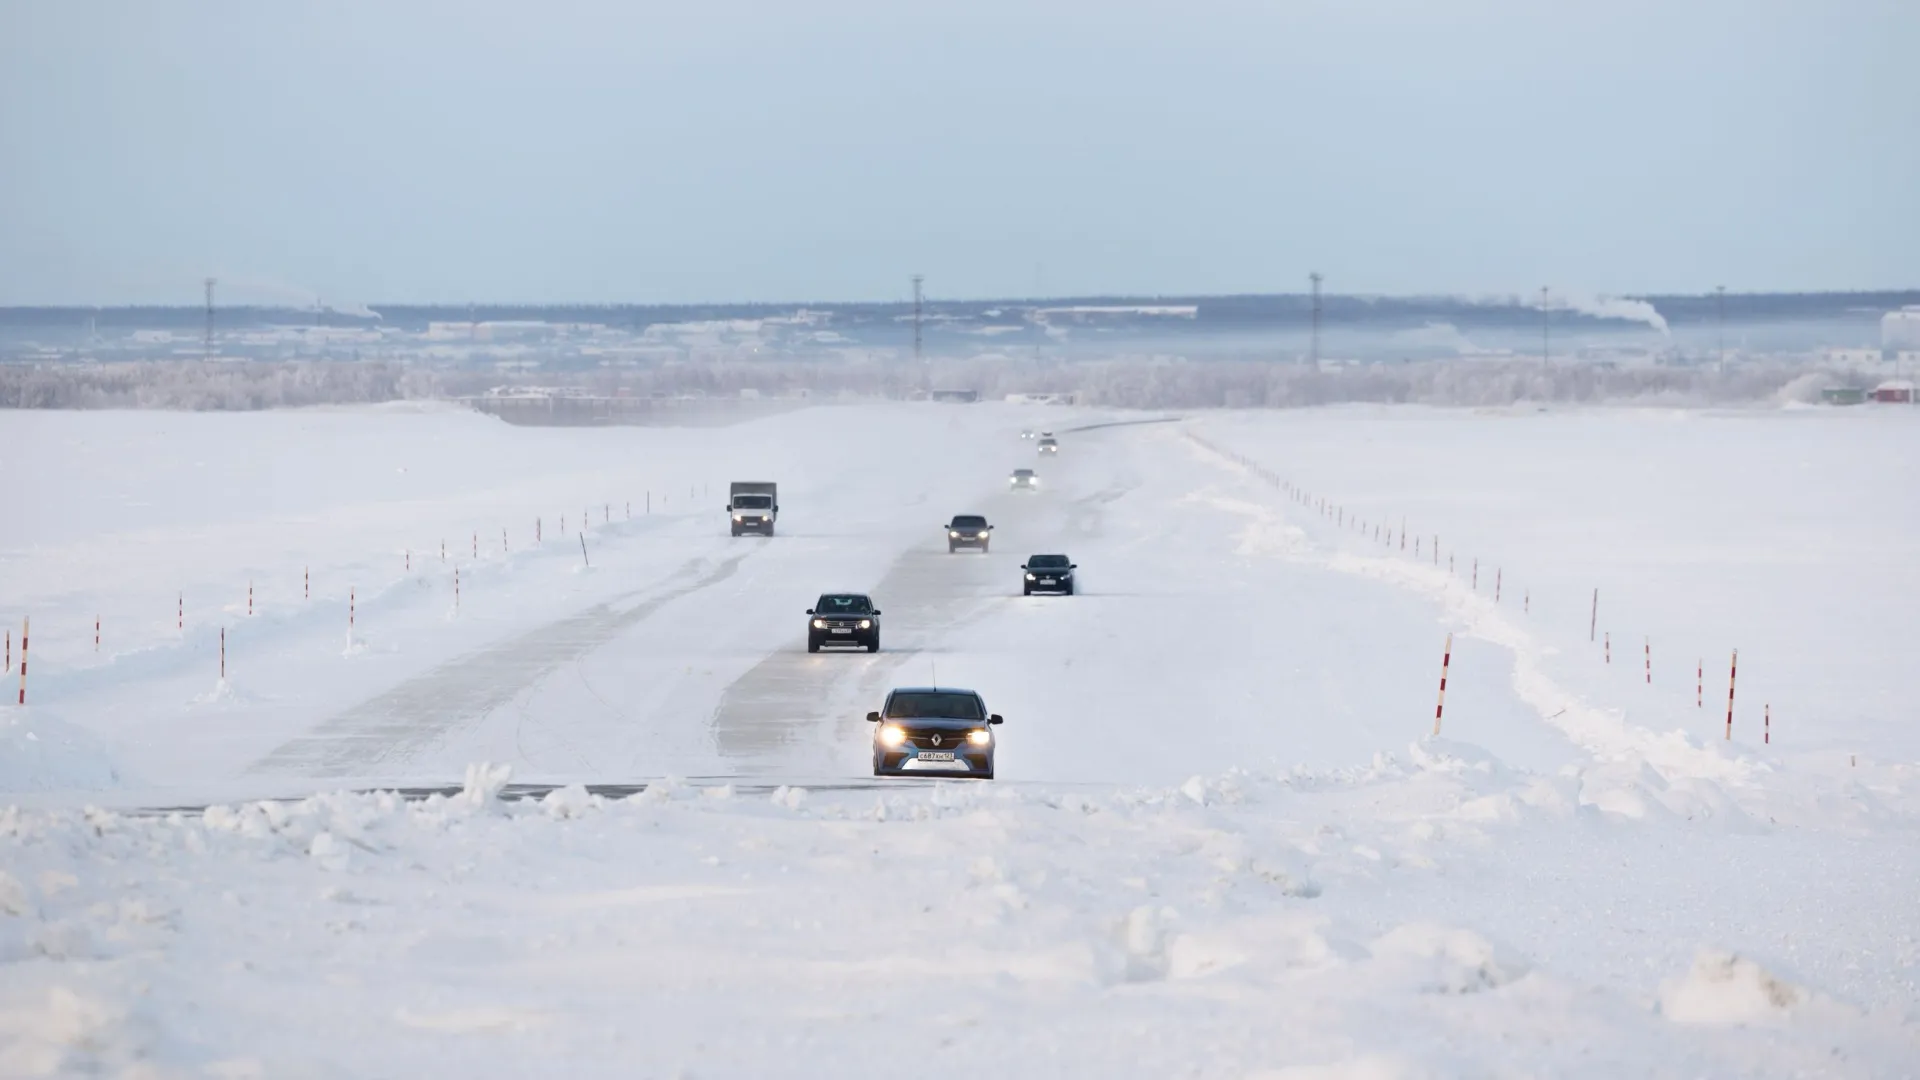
(1021, 553), (1076, 595)
(869, 687), (1003, 779)
(807, 593), (880, 653)
(947, 514), (992, 553)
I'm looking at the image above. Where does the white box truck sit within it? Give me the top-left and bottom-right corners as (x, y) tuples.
(728, 482), (778, 536)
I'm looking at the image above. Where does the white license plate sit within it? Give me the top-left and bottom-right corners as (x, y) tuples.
(918, 751), (956, 762)
(1039, 578), (1056, 583)
(831, 628), (851, 634)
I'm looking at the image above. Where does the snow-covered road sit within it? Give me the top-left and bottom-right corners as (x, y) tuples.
(2, 401), (1916, 1076)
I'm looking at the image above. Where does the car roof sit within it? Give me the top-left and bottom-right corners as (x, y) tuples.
(1027, 553), (1070, 559)
(887, 686), (981, 696)
(817, 592), (871, 600)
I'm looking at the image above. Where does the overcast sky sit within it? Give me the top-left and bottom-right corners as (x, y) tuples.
(2, 0), (1914, 306)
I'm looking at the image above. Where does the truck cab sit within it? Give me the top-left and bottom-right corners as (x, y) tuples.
(729, 482), (778, 536)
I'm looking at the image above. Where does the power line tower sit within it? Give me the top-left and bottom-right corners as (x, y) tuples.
(1715, 284), (1726, 370)
(911, 275), (924, 363)
(1540, 286), (1551, 368)
(1308, 272), (1323, 365)
(203, 278), (217, 361)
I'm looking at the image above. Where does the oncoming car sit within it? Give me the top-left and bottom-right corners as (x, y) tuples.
(1037, 436), (1059, 455)
(869, 687), (1003, 779)
(1021, 553), (1076, 595)
(947, 514), (992, 553)
(1009, 468), (1039, 490)
(806, 592), (880, 652)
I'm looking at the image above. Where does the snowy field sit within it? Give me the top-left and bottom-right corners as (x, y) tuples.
(2, 401), (1917, 1076)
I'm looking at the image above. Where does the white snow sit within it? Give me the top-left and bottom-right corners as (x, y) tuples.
(1, 400), (1917, 1075)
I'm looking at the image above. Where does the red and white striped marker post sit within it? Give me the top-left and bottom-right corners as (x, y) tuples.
(1605, 631), (1611, 665)
(1472, 559), (1479, 591)
(1765, 704), (1770, 745)
(1725, 649), (1738, 740)
(178, 592), (183, 633)
(350, 587), (356, 633)
(1644, 637), (1651, 684)
(502, 527), (508, 554)
(561, 515), (566, 534)
(1400, 518), (1407, 551)
(1449, 554), (1455, 575)
(1697, 659), (1703, 708)
(604, 503), (610, 524)
(626, 501), (631, 520)
(1414, 536), (1420, 557)
(472, 532), (478, 559)
(304, 567), (310, 600)
(1495, 569), (1502, 604)
(1524, 589), (1530, 615)
(248, 581), (254, 617)
(1433, 536), (1439, 566)
(537, 517), (543, 543)
(454, 567), (461, 610)
(16, 617), (27, 704)
(440, 540), (446, 563)
(219, 626), (226, 681)
(95, 616), (100, 652)
(1433, 632), (1453, 737)
(406, 549), (411, 572)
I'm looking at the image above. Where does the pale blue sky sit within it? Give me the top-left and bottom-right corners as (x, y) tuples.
(2, 0), (1914, 306)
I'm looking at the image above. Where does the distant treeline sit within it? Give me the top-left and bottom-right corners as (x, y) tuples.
(0, 356), (1884, 411)
(1, 289), (1914, 335)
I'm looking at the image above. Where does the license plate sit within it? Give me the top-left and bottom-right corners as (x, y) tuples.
(918, 751), (956, 762)
(831, 628), (851, 634)
(1039, 578), (1055, 583)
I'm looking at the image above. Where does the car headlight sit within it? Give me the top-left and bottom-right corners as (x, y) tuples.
(858, 619), (871, 629)
(1025, 573), (1036, 580)
(967, 729), (991, 746)
(811, 619), (826, 629)
(878, 724), (907, 747)
(732, 515), (744, 521)
(950, 530), (960, 537)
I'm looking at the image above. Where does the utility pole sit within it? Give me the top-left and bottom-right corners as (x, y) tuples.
(1715, 284), (1726, 370)
(1540, 286), (1550, 368)
(203, 277), (217, 361)
(911, 274), (925, 387)
(1309, 272), (1323, 366)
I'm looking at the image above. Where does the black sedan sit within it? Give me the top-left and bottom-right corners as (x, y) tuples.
(1021, 554), (1076, 595)
(807, 593), (880, 652)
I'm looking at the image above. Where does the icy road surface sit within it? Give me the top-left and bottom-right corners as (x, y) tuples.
(2, 401), (1917, 1077)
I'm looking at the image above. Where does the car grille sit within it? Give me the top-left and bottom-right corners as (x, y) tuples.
(820, 618), (865, 629)
(902, 729), (983, 750)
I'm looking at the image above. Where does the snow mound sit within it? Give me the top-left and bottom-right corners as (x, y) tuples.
(1659, 948), (1805, 1024)
(1368, 923), (1528, 994)
(0, 710), (120, 793)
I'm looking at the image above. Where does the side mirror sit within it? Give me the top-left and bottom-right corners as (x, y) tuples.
(988, 714), (1004, 725)
(805, 609), (815, 615)
(870, 609), (881, 615)
(1069, 564), (1078, 569)
(866, 711), (882, 723)
(774, 504), (780, 512)
(725, 503), (733, 511)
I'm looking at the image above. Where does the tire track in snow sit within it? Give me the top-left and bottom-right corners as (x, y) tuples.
(251, 553), (753, 778)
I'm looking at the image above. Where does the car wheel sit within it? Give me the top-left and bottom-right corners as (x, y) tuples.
(867, 636), (880, 653)
(1065, 582), (1075, 596)
(807, 637), (820, 653)
(1022, 585), (1031, 596)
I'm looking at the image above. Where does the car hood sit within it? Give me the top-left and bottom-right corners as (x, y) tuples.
(882, 717), (986, 731)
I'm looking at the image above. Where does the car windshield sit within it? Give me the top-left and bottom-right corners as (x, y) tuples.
(733, 494), (772, 509)
(952, 515), (987, 527)
(1013, 471), (1034, 478)
(885, 692), (984, 720)
(815, 594), (871, 614)
(1027, 554), (1070, 569)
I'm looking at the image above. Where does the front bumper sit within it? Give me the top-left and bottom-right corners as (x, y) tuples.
(1024, 576), (1073, 592)
(949, 534), (990, 547)
(874, 748), (994, 775)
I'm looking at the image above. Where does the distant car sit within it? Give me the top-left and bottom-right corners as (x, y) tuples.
(1020, 429), (1036, 440)
(947, 514), (992, 553)
(1021, 553), (1076, 595)
(1037, 436), (1059, 455)
(807, 593), (880, 653)
(1009, 468), (1039, 490)
(869, 686), (1003, 779)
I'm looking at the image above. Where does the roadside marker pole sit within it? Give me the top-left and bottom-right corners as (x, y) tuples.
(1524, 589), (1530, 615)
(1605, 631), (1611, 665)
(579, 533), (591, 569)
(1400, 518), (1407, 551)
(350, 587), (356, 634)
(455, 568), (461, 610)
(1495, 569), (1502, 603)
(1433, 632), (1453, 737)
(472, 532), (478, 559)
(440, 540), (446, 563)
(95, 616), (100, 652)
(4, 630), (8, 674)
(406, 549), (411, 572)
(626, 501), (631, 520)
(178, 592), (183, 633)
(1697, 659), (1703, 708)
(502, 527), (508, 554)
(1449, 554), (1455, 575)
(1589, 588), (1599, 643)
(537, 517), (543, 544)
(1433, 536), (1439, 566)
(248, 581), (254, 617)
(1472, 559), (1479, 591)
(604, 503), (610, 524)
(304, 567), (310, 600)
(219, 626), (226, 681)
(1645, 637), (1651, 684)
(1765, 704), (1771, 745)
(16, 618), (26, 704)
(1725, 649), (1738, 740)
